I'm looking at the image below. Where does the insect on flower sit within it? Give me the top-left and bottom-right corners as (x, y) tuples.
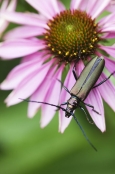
(20, 56), (115, 151)
(0, 0), (115, 133)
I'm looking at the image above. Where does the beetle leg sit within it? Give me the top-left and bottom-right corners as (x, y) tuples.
(83, 102), (101, 115)
(71, 112), (97, 151)
(93, 71), (115, 88)
(72, 64), (78, 81)
(79, 106), (94, 124)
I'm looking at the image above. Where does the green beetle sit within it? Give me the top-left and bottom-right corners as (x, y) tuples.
(20, 56), (114, 151)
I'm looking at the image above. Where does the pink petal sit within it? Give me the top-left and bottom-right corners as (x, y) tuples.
(99, 13), (115, 26)
(0, 20), (9, 34)
(26, 0), (60, 19)
(70, 0), (83, 10)
(101, 25), (115, 32)
(6, 0), (17, 12)
(90, 0), (111, 19)
(104, 56), (115, 78)
(57, 1), (66, 11)
(0, 0), (17, 34)
(102, 32), (115, 39)
(85, 89), (105, 132)
(28, 64), (57, 117)
(1, 52), (48, 90)
(100, 45), (115, 58)
(59, 65), (76, 133)
(75, 59), (84, 76)
(4, 26), (45, 39)
(5, 60), (54, 106)
(21, 51), (49, 63)
(79, 1), (88, 11)
(85, 0), (97, 15)
(1, 0), (17, 12)
(105, 1), (115, 12)
(0, 39), (45, 59)
(0, 0), (9, 12)
(1, 12), (48, 28)
(41, 66), (64, 127)
(97, 73), (115, 112)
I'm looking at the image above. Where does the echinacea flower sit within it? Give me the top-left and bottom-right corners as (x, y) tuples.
(0, 0), (115, 133)
(0, 0), (17, 36)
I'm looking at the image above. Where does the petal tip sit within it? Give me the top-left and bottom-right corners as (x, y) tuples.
(40, 120), (48, 128)
(27, 114), (34, 119)
(100, 127), (106, 133)
(28, 111), (36, 118)
(58, 126), (65, 133)
(0, 80), (7, 89)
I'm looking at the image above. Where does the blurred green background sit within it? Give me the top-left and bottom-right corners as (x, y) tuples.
(0, 0), (115, 174)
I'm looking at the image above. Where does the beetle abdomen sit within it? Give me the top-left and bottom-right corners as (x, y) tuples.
(70, 56), (105, 100)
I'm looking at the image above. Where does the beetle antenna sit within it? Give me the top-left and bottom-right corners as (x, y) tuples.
(19, 98), (97, 151)
(71, 112), (97, 151)
(19, 98), (66, 111)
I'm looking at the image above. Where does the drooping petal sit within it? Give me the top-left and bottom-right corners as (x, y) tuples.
(1, 52), (49, 89)
(26, 0), (60, 19)
(85, 89), (105, 132)
(99, 45), (115, 58)
(28, 64), (58, 117)
(97, 73), (115, 112)
(59, 65), (76, 133)
(1, 12), (48, 28)
(4, 26), (45, 39)
(0, 39), (45, 59)
(21, 51), (49, 63)
(5, 60), (54, 106)
(41, 66), (64, 128)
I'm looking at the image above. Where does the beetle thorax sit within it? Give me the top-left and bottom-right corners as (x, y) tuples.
(65, 97), (79, 118)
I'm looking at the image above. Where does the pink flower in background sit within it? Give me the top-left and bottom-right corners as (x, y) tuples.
(0, 0), (17, 35)
(0, 0), (115, 133)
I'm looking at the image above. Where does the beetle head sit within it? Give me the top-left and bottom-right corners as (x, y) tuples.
(65, 110), (71, 118)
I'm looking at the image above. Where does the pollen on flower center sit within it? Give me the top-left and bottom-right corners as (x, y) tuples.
(44, 10), (101, 63)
